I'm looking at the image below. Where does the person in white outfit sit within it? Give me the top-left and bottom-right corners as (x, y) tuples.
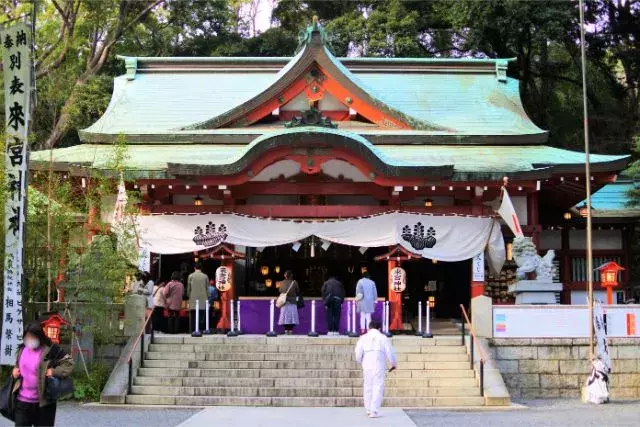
(355, 319), (397, 418)
(355, 272), (377, 334)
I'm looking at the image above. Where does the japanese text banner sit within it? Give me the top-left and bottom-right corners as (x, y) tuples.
(1, 22), (30, 365)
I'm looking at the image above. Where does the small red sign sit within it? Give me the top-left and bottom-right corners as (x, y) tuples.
(627, 313), (636, 336)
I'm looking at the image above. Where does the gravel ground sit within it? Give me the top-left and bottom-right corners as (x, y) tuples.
(407, 399), (640, 427)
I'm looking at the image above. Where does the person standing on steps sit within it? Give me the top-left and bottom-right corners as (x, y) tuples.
(152, 278), (167, 333)
(322, 272), (345, 336)
(355, 319), (397, 419)
(142, 272), (155, 332)
(355, 271), (377, 335)
(187, 262), (209, 333)
(277, 270), (300, 335)
(164, 271), (185, 334)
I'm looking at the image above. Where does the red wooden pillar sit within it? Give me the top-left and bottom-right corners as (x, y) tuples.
(86, 206), (100, 244)
(216, 259), (234, 330)
(388, 259), (403, 331)
(561, 226), (571, 304)
(527, 192), (540, 247)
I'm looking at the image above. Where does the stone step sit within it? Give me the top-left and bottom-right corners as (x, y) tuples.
(137, 367), (475, 379)
(134, 376), (478, 388)
(125, 394), (485, 407)
(141, 359), (471, 370)
(151, 335), (463, 347)
(143, 351), (468, 362)
(130, 385), (481, 398)
(147, 343), (467, 354)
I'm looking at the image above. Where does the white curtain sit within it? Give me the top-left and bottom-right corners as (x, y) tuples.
(137, 212), (505, 269)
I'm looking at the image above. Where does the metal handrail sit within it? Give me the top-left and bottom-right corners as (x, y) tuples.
(460, 304), (489, 397)
(124, 313), (154, 395)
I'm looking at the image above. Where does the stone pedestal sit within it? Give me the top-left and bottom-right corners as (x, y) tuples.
(471, 295), (493, 337)
(124, 294), (146, 337)
(508, 280), (562, 304)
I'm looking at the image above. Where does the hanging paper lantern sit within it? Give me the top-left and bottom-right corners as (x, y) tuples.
(265, 279), (273, 288)
(389, 267), (406, 293)
(261, 266), (269, 276)
(215, 266), (232, 292)
(274, 265), (280, 274)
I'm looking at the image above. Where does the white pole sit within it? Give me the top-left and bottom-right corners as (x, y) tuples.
(204, 298), (210, 334)
(191, 299), (202, 337)
(195, 300), (200, 332)
(385, 301), (389, 332)
(416, 301), (423, 336)
(346, 300), (351, 335)
(267, 299), (277, 337)
(385, 300), (388, 333)
(308, 300), (318, 337)
(381, 300), (386, 333)
(384, 301), (392, 337)
(348, 300), (358, 337)
(578, 0), (594, 360)
(423, 302), (433, 338)
(352, 301), (357, 333)
(227, 299), (237, 337)
(237, 300), (242, 335)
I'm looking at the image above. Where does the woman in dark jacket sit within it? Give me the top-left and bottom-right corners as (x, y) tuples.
(11, 322), (74, 427)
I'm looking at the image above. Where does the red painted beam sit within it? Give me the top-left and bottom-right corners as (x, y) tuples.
(148, 204), (493, 217)
(232, 182), (390, 199)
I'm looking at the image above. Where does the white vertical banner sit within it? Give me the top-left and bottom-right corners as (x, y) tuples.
(593, 302), (612, 373)
(111, 173), (128, 248)
(1, 22), (31, 365)
(472, 252), (485, 282)
(137, 246), (150, 273)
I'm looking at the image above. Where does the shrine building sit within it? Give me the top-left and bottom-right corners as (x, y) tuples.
(31, 20), (632, 333)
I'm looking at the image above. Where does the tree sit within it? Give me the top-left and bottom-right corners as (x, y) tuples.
(2, 1), (166, 149)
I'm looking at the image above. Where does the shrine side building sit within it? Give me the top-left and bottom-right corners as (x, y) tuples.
(32, 21), (633, 328)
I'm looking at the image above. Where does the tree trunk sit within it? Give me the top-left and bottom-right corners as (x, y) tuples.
(43, 75), (89, 149)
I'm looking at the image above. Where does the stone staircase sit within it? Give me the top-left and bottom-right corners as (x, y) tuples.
(126, 334), (485, 407)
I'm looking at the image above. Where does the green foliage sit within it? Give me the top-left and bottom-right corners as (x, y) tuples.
(70, 362), (111, 402)
(625, 137), (640, 206)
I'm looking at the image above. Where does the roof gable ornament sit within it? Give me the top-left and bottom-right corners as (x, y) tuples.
(284, 107), (337, 129)
(123, 56), (137, 81)
(495, 59), (508, 82)
(296, 15), (333, 54)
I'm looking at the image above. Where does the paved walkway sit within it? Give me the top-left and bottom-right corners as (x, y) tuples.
(178, 407), (416, 427)
(1, 399), (640, 426)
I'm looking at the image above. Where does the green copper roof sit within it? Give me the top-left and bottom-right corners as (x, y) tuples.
(82, 63), (543, 140)
(30, 141), (628, 181)
(589, 182), (635, 211)
(575, 181), (640, 218)
(82, 24), (545, 142)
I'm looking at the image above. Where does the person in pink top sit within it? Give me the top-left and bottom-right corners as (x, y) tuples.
(11, 322), (74, 426)
(163, 271), (185, 334)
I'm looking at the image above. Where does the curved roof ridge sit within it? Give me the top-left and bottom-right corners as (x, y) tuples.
(166, 127), (455, 179)
(180, 26), (447, 131)
(121, 55), (517, 67)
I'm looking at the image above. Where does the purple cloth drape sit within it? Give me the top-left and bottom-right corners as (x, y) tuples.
(239, 298), (383, 335)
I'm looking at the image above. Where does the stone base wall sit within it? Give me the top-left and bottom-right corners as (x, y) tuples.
(489, 338), (640, 399)
(95, 339), (127, 369)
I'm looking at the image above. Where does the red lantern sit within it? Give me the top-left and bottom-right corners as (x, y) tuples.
(596, 261), (625, 305)
(40, 313), (70, 344)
